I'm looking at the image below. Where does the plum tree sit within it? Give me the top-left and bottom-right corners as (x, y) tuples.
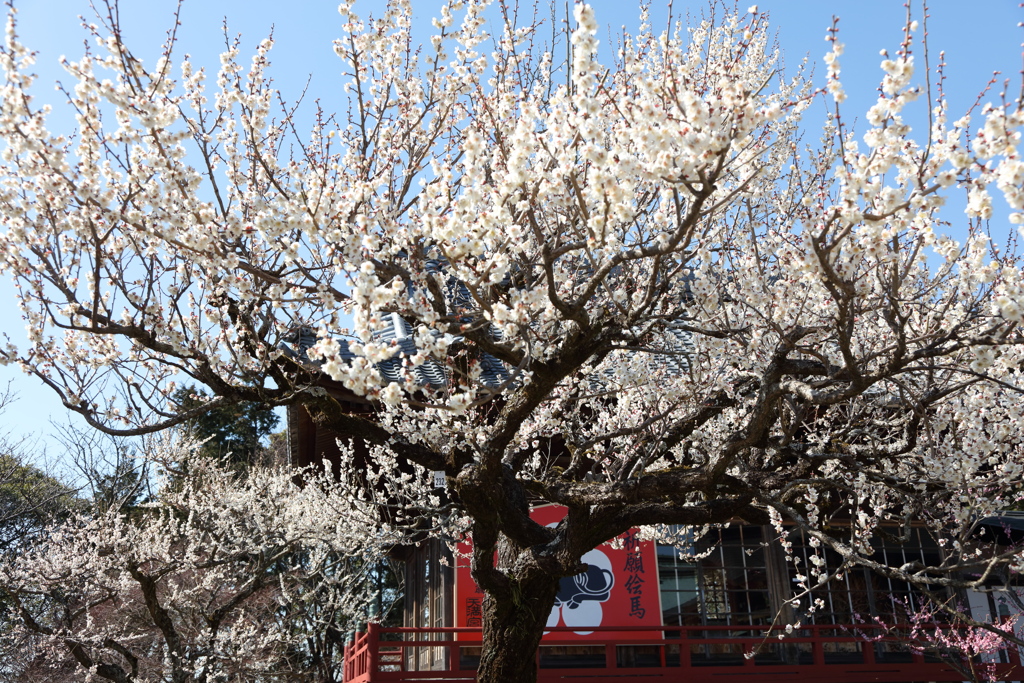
(0, 1), (1022, 680)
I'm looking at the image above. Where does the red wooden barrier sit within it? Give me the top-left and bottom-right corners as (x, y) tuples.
(342, 622), (1022, 683)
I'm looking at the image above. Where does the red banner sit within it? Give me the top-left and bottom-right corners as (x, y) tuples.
(455, 505), (662, 641)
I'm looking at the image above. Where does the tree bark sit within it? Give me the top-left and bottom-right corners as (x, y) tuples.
(476, 571), (561, 683)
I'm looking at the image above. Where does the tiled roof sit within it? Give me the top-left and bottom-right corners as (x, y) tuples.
(284, 316), (692, 393)
(283, 261), (695, 392)
(282, 311), (510, 389)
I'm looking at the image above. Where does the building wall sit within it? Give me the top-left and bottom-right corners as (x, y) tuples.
(403, 542), (454, 671)
(403, 523), (951, 640)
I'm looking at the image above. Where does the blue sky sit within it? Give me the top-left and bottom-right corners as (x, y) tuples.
(1, 0), (1021, 459)
(11, 1), (1019, 121)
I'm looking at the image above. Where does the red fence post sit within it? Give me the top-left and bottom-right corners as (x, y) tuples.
(606, 642), (618, 669)
(447, 628), (458, 672)
(862, 636), (875, 665)
(679, 629), (691, 668)
(743, 642), (756, 667)
(342, 638), (351, 682)
(357, 631), (365, 681)
(366, 623), (379, 683)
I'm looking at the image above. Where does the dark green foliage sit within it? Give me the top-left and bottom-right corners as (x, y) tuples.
(0, 454), (77, 553)
(0, 453), (78, 681)
(172, 386), (280, 467)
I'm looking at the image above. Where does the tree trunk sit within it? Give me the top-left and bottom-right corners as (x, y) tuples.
(476, 571), (561, 683)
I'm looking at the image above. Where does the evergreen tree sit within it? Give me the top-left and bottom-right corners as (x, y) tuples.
(171, 386), (280, 468)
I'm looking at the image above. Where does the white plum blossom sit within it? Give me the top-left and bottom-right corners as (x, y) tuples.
(0, 1), (1021, 681)
(0, 434), (393, 682)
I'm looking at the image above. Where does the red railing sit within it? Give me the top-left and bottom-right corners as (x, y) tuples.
(342, 622), (1022, 683)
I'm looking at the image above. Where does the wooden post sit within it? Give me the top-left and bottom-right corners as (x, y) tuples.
(352, 630), (363, 683)
(448, 630), (458, 672)
(743, 642), (756, 667)
(679, 631), (691, 669)
(366, 623), (380, 683)
(862, 638), (875, 664)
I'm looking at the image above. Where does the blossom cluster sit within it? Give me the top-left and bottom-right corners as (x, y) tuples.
(0, 1), (1020, 664)
(0, 434), (393, 681)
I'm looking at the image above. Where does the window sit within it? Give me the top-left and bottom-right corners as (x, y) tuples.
(658, 526), (771, 627)
(405, 542), (451, 671)
(786, 526), (945, 625)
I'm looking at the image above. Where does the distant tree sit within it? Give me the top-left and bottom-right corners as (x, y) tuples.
(0, 391), (77, 552)
(52, 423), (150, 514)
(171, 386), (280, 468)
(260, 429), (289, 468)
(0, 435), (389, 683)
(0, 394), (78, 681)
(0, 455), (75, 553)
(0, 452), (78, 683)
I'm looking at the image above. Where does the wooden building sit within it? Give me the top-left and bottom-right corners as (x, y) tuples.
(287, 395), (1024, 682)
(283, 323), (1024, 682)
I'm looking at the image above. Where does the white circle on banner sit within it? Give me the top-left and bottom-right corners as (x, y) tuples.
(545, 547), (615, 635)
